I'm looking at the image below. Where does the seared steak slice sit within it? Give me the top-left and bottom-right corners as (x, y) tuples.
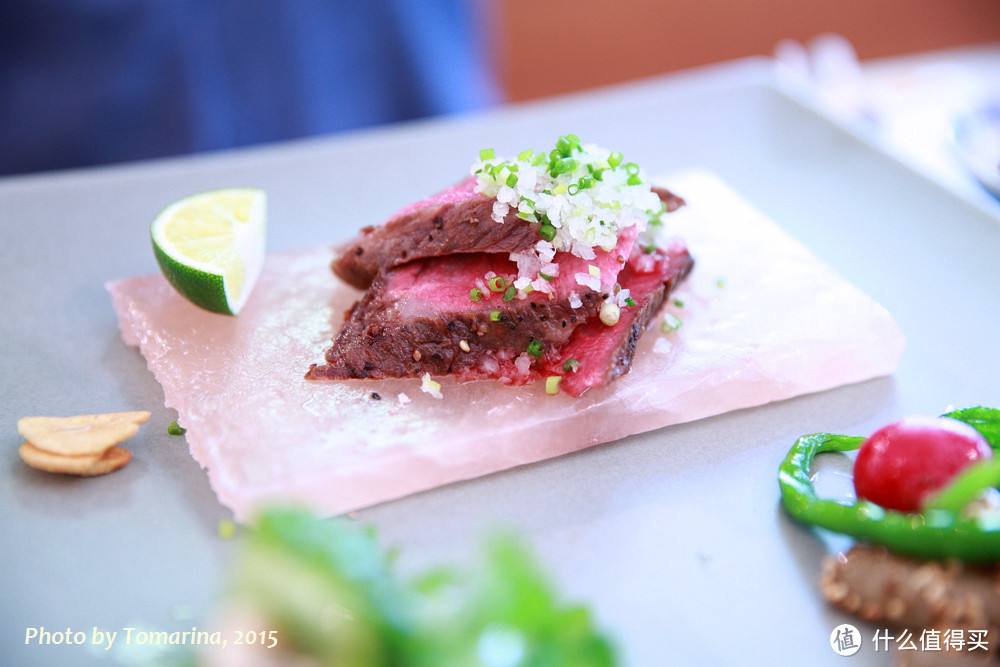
(306, 253), (604, 382)
(331, 177), (686, 290)
(331, 177), (538, 290)
(307, 242), (693, 396)
(539, 244), (694, 397)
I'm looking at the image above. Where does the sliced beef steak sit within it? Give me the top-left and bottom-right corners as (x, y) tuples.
(539, 244), (694, 397)
(331, 177), (538, 290)
(331, 177), (685, 290)
(306, 253), (604, 383)
(307, 242), (693, 395)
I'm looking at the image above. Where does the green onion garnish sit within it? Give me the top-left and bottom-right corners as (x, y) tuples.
(555, 134), (581, 157)
(479, 148), (495, 161)
(661, 313), (682, 333)
(502, 285), (517, 302)
(562, 358), (580, 373)
(167, 420), (186, 435)
(624, 297), (636, 307)
(545, 375), (562, 395)
(540, 272), (554, 281)
(490, 310), (501, 321)
(673, 299), (684, 308)
(506, 173), (519, 187)
(517, 148), (533, 161)
(625, 162), (640, 175)
(538, 224), (556, 241)
(488, 276), (506, 292)
(549, 158), (577, 176)
(526, 339), (544, 358)
(470, 287), (483, 302)
(608, 151), (623, 168)
(217, 519), (236, 540)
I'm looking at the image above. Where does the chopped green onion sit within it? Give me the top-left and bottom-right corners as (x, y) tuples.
(577, 176), (594, 190)
(545, 375), (562, 395)
(479, 148), (495, 161)
(624, 297), (636, 307)
(488, 276), (506, 292)
(502, 285), (517, 302)
(538, 224), (556, 241)
(626, 174), (642, 186)
(421, 373), (443, 399)
(673, 298), (684, 308)
(549, 158), (577, 176)
(562, 358), (580, 373)
(567, 184), (579, 195)
(607, 151), (623, 168)
(217, 519), (237, 540)
(506, 173), (519, 187)
(167, 420), (186, 435)
(516, 210), (535, 221)
(517, 148), (534, 161)
(625, 162), (640, 175)
(470, 287), (483, 302)
(526, 339), (544, 358)
(490, 310), (501, 321)
(555, 134), (580, 157)
(661, 313), (682, 333)
(539, 272), (554, 281)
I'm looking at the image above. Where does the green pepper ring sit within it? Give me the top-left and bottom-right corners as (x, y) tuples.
(778, 407), (1000, 563)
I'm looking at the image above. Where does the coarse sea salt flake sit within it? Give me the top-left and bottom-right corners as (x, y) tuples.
(575, 273), (601, 291)
(653, 338), (673, 355)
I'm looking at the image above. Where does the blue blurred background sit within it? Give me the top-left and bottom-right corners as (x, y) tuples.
(0, 0), (500, 175)
(3, 0), (997, 178)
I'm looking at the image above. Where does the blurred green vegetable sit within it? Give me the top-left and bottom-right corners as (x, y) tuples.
(222, 507), (617, 666)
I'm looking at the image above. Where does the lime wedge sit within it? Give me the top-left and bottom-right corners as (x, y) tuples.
(151, 188), (267, 315)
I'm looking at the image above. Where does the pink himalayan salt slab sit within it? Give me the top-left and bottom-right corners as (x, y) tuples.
(107, 170), (905, 521)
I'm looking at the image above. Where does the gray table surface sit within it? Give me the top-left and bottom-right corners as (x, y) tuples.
(3, 57), (999, 666)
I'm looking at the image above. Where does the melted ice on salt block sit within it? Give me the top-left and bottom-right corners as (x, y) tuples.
(107, 170), (906, 520)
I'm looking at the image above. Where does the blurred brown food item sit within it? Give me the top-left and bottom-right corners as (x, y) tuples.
(495, 0), (1000, 101)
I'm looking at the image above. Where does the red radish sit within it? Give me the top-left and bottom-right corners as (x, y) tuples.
(854, 416), (993, 512)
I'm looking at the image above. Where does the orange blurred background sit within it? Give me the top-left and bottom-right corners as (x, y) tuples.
(493, 0), (1000, 101)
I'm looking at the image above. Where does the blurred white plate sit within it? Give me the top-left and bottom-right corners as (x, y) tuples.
(952, 100), (1000, 201)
